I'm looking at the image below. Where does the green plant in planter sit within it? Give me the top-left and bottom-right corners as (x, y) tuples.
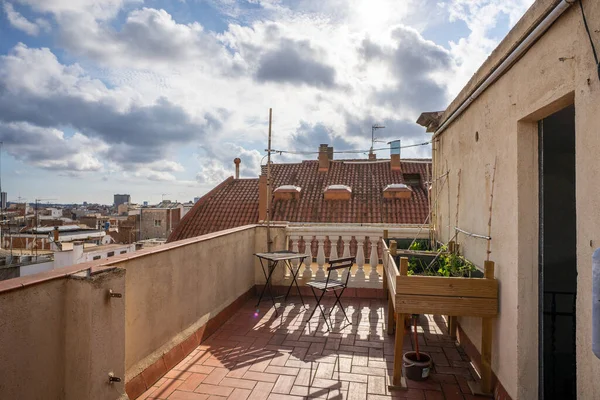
(437, 249), (477, 277)
(404, 243), (477, 277)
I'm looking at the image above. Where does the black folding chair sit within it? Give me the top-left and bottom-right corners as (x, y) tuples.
(306, 256), (355, 331)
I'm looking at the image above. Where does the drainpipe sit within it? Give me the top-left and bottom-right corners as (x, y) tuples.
(433, 0), (573, 138)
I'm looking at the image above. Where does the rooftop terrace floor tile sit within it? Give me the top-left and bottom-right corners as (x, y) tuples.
(151, 297), (489, 400)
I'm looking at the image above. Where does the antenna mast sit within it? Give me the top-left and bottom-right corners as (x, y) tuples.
(266, 108), (273, 253)
(370, 124), (386, 157)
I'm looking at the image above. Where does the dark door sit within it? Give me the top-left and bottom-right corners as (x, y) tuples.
(538, 104), (577, 399)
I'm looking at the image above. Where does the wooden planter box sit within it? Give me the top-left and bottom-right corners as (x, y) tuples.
(395, 273), (497, 317)
(383, 243), (498, 397)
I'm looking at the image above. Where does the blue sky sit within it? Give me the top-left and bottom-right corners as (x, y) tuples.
(0, 0), (533, 204)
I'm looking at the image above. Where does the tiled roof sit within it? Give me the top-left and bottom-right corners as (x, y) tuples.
(168, 177), (259, 241)
(268, 160), (429, 224)
(168, 159), (430, 242)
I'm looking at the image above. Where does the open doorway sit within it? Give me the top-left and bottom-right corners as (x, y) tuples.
(538, 104), (577, 399)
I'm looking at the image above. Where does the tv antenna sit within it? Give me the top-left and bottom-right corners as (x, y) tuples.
(370, 124), (386, 156)
(34, 198), (57, 228)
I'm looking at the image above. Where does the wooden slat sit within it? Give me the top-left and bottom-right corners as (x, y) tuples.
(395, 294), (498, 317)
(389, 241), (397, 256)
(399, 257), (408, 275)
(382, 266), (388, 294)
(396, 275), (498, 299)
(385, 254), (399, 309)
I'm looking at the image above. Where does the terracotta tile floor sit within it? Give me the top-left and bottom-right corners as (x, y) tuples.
(139, 297), (489, 400)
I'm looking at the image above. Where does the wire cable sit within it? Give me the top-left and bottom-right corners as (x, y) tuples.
(267, 141), (431, 155)
(578, 0), (600, 80)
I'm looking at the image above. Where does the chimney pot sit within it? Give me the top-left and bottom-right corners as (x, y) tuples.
(318, 144), (330, 172)
(234, 158), (241, 179)
(390, 140), (401, 171)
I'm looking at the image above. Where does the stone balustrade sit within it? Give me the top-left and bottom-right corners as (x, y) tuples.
(285, 223), (428, 288)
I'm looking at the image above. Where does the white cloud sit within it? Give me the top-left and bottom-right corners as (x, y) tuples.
(0, 122), (106, 171)
(3, 2), (50, 36)
(195, 160), (230, 185)
(0, 0), (536, 198)
(0, 44), (217, 181)
(56, 7), (239, 73)
(12, 0), (138, 20)
(445, 0), (535, 95)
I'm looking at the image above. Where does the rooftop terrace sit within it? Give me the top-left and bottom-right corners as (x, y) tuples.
(0, 223), (489, 400)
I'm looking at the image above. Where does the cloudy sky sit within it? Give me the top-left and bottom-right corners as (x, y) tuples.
(0, 0), (533, 204)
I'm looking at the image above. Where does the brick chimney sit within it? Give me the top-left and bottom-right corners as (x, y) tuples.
(369, 152), (377, 160)
(234, 158), (241, 179)
(259, 174), (267, 221)
(318, 144), (330, 172)
(53, 226), (59, 242)
(390, 140), (401, 171)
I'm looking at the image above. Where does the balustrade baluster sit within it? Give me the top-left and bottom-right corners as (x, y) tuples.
(369, 236), (380, 282)
(341, 236), (351, 283)
(290, 236), (300, 276)
(355, 236), (366, 282)
(302, 236), (313, 281)
(329, 236), (339, 280)
(316, 235), (326, 280)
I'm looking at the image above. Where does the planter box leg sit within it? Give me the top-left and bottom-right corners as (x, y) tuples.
(448, 316), (457, 339)
(389, 312), (407, 391)
(467, 317), (493, 397)
(387, 296), (395, 336)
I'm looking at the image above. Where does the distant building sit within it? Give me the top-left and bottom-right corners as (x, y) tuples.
(47, 208), (62, 219)
(193, 197), (201, 204)
(108, 215), (138, 244)
(113, 194), (131, 208)
(0, 241), (136, 281)
(143, 201), (148, 206)
(140, 202), (182, 240)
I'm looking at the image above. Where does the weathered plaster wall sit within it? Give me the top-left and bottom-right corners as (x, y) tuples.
(0, 269), (127, 400)
(432, 1), (600, 398)
(0, 225), (266, 399)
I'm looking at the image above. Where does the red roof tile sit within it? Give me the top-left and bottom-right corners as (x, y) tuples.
(168, 159), (430, 242)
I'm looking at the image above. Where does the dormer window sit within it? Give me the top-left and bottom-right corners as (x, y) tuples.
(403, 173), (421, 187)
(383, 183), (412, 199)
(273, 185), (301, 200)
(324, 185), (351, 200)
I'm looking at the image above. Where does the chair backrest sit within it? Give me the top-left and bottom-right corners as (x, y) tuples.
(326, 256), (355, 286)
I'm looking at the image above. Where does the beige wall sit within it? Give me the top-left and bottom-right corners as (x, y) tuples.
(120, 225), (285, 378)
(0, 268), (127, 400)
(432, 1), (600, 398)
(0, 224), (271, 399)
